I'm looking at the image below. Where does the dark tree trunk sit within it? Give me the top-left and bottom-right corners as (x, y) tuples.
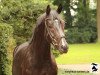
(83, 0), (86, 7)
(97, 0), (100, 42)
(65, 0), (72, 28)
(53, 0), (72, 28)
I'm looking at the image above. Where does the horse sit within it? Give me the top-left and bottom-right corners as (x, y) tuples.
(12, 4), (68, 75)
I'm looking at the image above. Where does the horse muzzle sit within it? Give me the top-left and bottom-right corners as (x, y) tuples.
(59, 38), (68, 53)
(61, 45), (68, 53)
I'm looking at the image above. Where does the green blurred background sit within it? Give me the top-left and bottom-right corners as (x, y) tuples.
(0, 0), (100, 75)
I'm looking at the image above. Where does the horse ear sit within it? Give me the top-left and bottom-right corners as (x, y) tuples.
(46, 5), (51, 15)
(57, 4), (62, 14)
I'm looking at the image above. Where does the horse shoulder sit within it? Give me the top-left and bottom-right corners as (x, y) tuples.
(13, 42), (29, 57)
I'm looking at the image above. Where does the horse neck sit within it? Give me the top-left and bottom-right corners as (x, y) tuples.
(30, 21), (51, 62)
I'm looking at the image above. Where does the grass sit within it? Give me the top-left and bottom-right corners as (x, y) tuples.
(58, 69), (94, 75)
(56, 43), (100, 64)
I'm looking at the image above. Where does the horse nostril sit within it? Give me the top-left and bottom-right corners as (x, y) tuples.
(61, 46), (68, 51)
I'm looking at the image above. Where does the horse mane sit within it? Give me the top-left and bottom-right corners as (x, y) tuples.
(29, 13), (46, 44)
(29, 10), (60, 44)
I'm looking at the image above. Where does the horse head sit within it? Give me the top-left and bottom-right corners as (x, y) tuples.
(45, 5), (68, 53)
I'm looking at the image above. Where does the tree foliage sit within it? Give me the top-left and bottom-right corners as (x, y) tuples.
(0, 23), (14, 75)
(0, 0), (54, 45)
(66, 0), (97, 43)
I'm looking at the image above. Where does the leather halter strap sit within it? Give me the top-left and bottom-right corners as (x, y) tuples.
(45, 18), (65, 46)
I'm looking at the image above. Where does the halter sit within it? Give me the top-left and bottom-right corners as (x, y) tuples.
(44, 18), (65, 46)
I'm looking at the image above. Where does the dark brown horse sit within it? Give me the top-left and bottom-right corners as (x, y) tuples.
(12, 5), (68, 75)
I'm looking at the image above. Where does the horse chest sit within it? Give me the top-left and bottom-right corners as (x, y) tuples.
(22, 62), (57, 75)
